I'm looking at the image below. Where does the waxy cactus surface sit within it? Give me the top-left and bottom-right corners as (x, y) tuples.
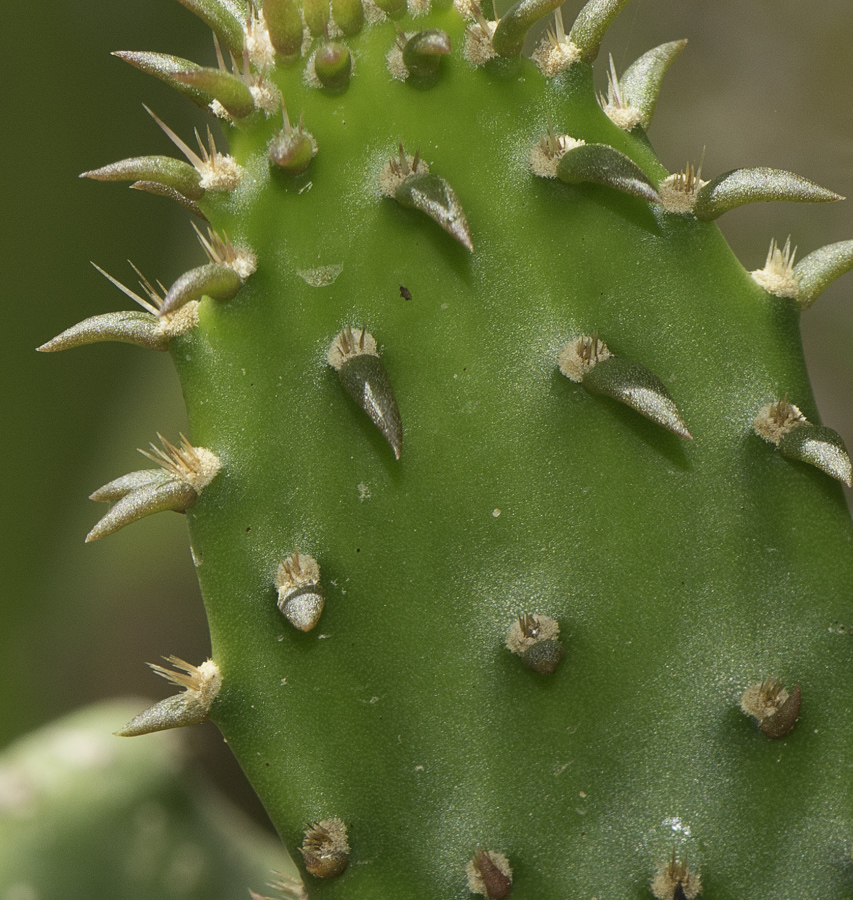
(42, 0), (853, 896)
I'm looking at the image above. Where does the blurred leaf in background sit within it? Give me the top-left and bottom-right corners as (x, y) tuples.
(2, 0), (852, 854)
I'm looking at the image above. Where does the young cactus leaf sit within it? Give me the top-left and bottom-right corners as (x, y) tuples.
(617, 39), (688, 130)
(466, 850), (513, 899)
(112, 51), (214, 108)
(331, 0), (364, 36)
(491, 0), (563, 59)
(327, 326), (403, 459)
(374, 0), (407, 17)
(395, 172), (474, 251)
(37, 310), (169, 353)
(129, 180), (209, 219)
(80, 156), (205, 200)
(558, 335), (691, 438)
(753, 398), (853, 486)
(116, 657), (222, 737)
(692, 167), (843, 221)
(568, 0), (632, 63)
(313, 42), (353, 91)
(161, 263), (243, 316)
(263, 0), (304, 57)
(304, 0), (331, 37)
(172, 66), (256, 119)
(175, 0), (247, 55)
(556, 144), (660, 204)
(275, 550), (326, 631)
(401, 29), (452, 79)
(86, 435), (221, 542)
(778, 424), (853, 487)
(793, 239), (853, 308)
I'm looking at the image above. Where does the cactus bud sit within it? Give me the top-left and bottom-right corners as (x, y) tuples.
(275, 550), (325, 631)
(556, 143), (660, 203)
(313, 42), (353, 91)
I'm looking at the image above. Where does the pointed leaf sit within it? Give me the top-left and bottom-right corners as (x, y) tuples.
(778, 423), (853, 486)
(557, 143), (660, 204)
(37, 311), (168, 353)
(693, 167), (843, 222)
(492, 0), (563, 59)
(85, 479), (198, 542)
(402, 30), (452, 79)
(338, 354), (403, 460)
(619, 39), (687, 130)
(160, 263), (243, 316)
(582, 356), (692, 439)
(172, 67), (255, 119)
(115, 692), (209, 736)
(395, 171), (474, 251)
(81, 156), (204, 200)
(112, 51), (214, 108)
(569, 0), (632, 63)
(793, 240), (853, 308)
(304, 0), (330, 37)
(263, 0), (304, 57)
(174, 0), (247, 55)
(89, 469), (173, 503)
(130, 181), (209, 220)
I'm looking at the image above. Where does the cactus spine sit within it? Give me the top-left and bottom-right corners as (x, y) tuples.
(43, 0), (853, 896)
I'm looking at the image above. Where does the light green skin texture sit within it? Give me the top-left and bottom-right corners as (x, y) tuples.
(116, 3), (853, 897)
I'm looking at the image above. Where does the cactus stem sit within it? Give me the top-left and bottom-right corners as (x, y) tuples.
(300, 819), (350, 878)
(598, 55), (643, 131)
(751, 236), (799, 300)
(740, 680), (801, 739)
(328, 326), (404, 459)
(506, 613), (565, 674)
(144, 105), (244, 191)
(275, 550), (326, 631)
(466, 850), (513, 899)
(651, 852), (701, 900)
(115, 657), (222, 737)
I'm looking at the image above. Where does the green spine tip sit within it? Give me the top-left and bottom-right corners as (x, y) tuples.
(313, 42), (353, 91)
(558, 335), (692, 439)
(753, 398), (852, 486)
(556, 143), (660, 204)
(506, 613), (565, 674)
(692, 167), (843, 222)
(130, 180), (209, 219)
(651, 854), (701, 900)
(793, 239), (853, 308)
(172, 66), (255, 118)
(269, 105), (316, 174)
(568, 0), (632, 63)
(301, 819), (350, 878)
(115, 657), (222, 736)
(466, 850), (513, 899)
(112, 51), (213, 108)
(37, 310), (169, 353)
(263, 0), (304, 56)
(175, 0), (247, 55)
(331, 0), (364, 36)
(491, 0), (563, 59)
(615, 39), (688, 130)
(85, 435), (221, 542)
(327, 326), (403, 459)
(740, 680), (801, 739)
(275, 550), (326, 631)
(402, 29), (452, 78)
(303, 0), (331, 37)
(80, 156), (204, 200)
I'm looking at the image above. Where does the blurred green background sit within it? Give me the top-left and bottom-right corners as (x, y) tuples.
(3, 0), (852, 830)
